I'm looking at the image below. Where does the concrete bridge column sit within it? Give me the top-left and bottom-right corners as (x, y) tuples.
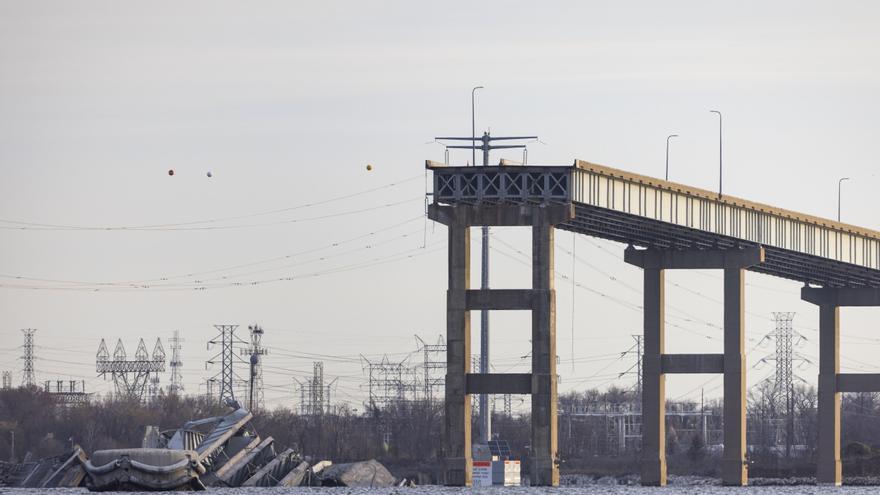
(443, 216), (471, 486)
(641, 267), (666, 486)
(531, 218), (559, 487)
(799, 287), (880, 486)
(429, 203), (574, 488)
(625, 245), (763, 487)
(817, 303), (841, 485)
(722, 267), (747, 486)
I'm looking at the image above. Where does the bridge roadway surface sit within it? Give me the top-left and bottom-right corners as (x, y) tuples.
(429, 159), (880, 288)
(428, 159), (880, 487)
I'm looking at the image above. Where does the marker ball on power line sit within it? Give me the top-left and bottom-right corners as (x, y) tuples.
(366, 164), (373, 171)
(207, 171), (213, 178)
(168, 169), (174, 176)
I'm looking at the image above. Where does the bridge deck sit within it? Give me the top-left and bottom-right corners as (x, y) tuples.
(428, 160), (880, 288)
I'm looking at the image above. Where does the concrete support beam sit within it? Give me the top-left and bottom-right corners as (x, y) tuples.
(626, 247), (758, 486)
(465, 289), (545, 311)
(661, 354), (724, 374)
(802, 286), (880, 307)
(837, 373), (880, 393)
(624, 245), (764, 270)
(466, 373), (532, 395)
(801, 284), (880, 484)
(641, 267), (666, 486)
(444, 219), (472, 486)
(722, 267), (748, 486)
(817, 304), (841, 485)
(428, 203), (575, 227)
(530, 220), (558, 486)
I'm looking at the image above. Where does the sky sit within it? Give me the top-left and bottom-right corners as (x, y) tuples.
(2, 1), (880, 412)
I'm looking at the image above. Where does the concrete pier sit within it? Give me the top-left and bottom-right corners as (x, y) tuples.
(429, 203), (573, 487)
(641, 266), (665, 486)
(531, 217), (558, 486)
(801, 287), (880, 485)
(442, 211), (471, 486)
(624, 245), (763, 486)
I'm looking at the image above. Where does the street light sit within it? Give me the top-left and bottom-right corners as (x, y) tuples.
(710, 110), (722, 197)
(665, 134), (678, 181)
(838, 177), (850, 222)
(471, 86), (484, 167)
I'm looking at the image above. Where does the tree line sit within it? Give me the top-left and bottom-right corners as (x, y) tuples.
(2, 385), (880, 479)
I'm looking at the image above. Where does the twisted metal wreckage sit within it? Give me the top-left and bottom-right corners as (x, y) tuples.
(0, 401), (399, 491)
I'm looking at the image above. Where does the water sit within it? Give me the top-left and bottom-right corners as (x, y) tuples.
(0, 487), (876, 494)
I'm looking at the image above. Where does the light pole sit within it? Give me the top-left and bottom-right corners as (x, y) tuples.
(665, 134), (678, 181)
(838, 177), (850, 222)
(710, 110), (722, 197)
(471, 84), (490, 443)
(471, 86), (484, 167)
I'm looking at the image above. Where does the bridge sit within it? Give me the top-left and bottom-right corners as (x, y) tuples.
(427, 159), (880, 487)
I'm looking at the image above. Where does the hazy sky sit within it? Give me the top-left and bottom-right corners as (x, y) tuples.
(2, 1), (880, 411)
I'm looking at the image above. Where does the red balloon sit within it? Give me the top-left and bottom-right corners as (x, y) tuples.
(168, 169), (175, 176)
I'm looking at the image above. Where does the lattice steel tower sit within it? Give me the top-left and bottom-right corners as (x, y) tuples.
(295, 361), (337, 415)
(168, 330), (184, 396)
(206, 324), (248, 404)
(96, 338), (166, 400)
(416, 335), (446, 403)
(21, 329), (36, 388)
(620, 335), (643, 399)
(772, 312), (796, 412)
(242, 324), (268, 411)
(362, 354), (411, 410)
(757, 312), (807, 457)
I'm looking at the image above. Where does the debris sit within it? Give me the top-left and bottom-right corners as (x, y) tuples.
(83, 448), (205, 491)
(1, 447), (86, 488)
(320, 459), (397, 487)
(3, 404), (398, 491)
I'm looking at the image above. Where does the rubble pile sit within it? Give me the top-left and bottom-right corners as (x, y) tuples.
(0, 402), (403, 491)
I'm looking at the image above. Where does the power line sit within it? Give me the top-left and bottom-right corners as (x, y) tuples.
(0, 214), (425, 288)
(0, 241), (444, 292)
(0, 174), (422, 231)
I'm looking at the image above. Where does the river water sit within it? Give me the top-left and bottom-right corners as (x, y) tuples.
(0, 487), (877, 494)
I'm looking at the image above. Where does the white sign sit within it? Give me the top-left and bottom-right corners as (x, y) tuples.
(472, 461), (492, 487)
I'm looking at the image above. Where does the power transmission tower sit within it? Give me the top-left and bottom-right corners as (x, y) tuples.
(204, 377), (217, 400)
(295, 361), (336, 415)
(756, 312), (808, 457)
(44, 380), (88, 406)
(205, 325), (248, 405)
(21, 329), (36, 388)
(619, 335), (643, 398)
(96, 338), (166, 400)
(362, 354), (410, 411)
(168, 331), (185, 396)
(241, 324), (268, 412)
(312, 361), (323, 414)
(471, 355), (481, 414)
(415, 334), (445, 403)
(2, 371), (11, 389)
(435, 130), (538, 445)
(149, 339), (165, 401)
